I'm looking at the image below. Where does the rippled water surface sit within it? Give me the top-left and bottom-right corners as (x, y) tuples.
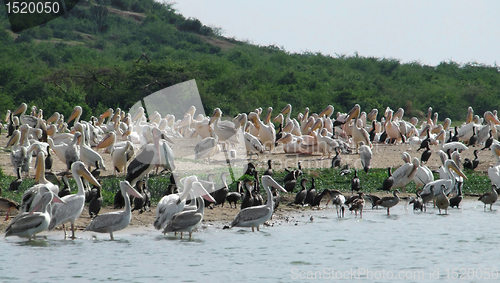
(1, 200), (499, 282)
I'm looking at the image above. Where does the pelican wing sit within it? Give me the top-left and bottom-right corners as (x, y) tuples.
(194, 137), (216, 159)
(5, 213), (45, 235)
(231, 205), (271, 227)
(163, 211), (202, 232)
(391, 163), (411, 187)
(84, 211), (123, 233)
(244, 133), (263, 152)
(49, 195), (85, 230)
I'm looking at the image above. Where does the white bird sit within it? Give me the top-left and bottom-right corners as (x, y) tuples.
(243, 132), (264, 158)
(5, 189), (65, 240)
(359, 142), (372, 173)
(194, 135), (220, 162)
(162, 182), (213, 239)
(391, 155), (420, 193)
(12, 102), (38, 128)
(154, 176), (214, 231)
(84, 181), (142, 240)
(231, 175), (287, 231)
(421, 159), (468, 196)
(49, 161), (101, 239)
(64, 132), (81, 172)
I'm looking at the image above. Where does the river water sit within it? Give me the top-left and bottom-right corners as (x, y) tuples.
(1, 200), (499, 282)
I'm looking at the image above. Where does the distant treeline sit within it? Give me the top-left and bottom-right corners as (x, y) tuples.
(0, 0), (499, 122)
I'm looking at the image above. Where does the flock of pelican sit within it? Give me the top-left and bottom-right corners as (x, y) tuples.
(1, 101), (500, 241)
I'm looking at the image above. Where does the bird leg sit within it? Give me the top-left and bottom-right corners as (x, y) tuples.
(387, 208), (390, 215)
(5, 207), (11, 220)
(71, 223), (76, 239)
(180, 232), (184, 239)
(63, 224), (67, 239)
(189, 232), (192, 239)
(251, 227), (255, 232)
(257, 226), (260, 232)
(110, 232), (114, 240)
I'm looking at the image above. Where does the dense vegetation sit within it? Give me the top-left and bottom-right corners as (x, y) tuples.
(0, 0), (499, 123)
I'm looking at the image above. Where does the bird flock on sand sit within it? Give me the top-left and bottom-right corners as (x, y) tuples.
(1, 102), (500, 241)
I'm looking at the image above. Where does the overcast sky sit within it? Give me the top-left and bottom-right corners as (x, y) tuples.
(170, 0), (499, 67)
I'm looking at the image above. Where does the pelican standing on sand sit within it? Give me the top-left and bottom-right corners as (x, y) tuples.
(231, 175), (287, 231)
(84, 181), (142, 240)
(49, 161), (101, 239)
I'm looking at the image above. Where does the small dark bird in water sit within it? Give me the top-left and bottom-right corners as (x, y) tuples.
(331, 147), (341, 168)
(349, 192), (364, 218)
(364, 194), (381, 209)
(263, 159), (274, 176)
(409, 197), (423, 212)
(351, 170), (360, 193)
(305, 177), (316, 205)
(468, 126), (477, 146)
(293, 179), (308, 205)
(45, 146), (53, 171)
(449, 182), (463, 208)
(482, 130), (494, 150)
(88, 185), (103, 218)
(420, 143), (432, 164)
(377, 167), (394, 193)
(9, 167), (22, 192)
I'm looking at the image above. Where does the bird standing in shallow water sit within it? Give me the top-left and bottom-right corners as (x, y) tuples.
(478, 185), (498, 211)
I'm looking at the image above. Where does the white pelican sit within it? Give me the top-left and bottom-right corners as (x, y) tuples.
(49, 161), (101, 239)
(75, 124), (106, 171)
(421, 159), (468, 196)
(276, 133), (313, 155)
(12, 102), (38, 127)
(154, 176), (214, 231)
(6, 129), (26, 175)
(84, 181), (141, 240)
(349, 104), (372, 150)
(384, 108), (404, 144)
(359, 142), (372, 173)
(249, 110), (276, 152)
(413, 162), (434, 189)
(231, 175), (287, 231)
(5, 189), (64, 240)
(64, 132), (81, 171)
(162, 182), (213, 239)
(194, 135), (220, 162)
(243, 132), (263, 158)
(487, 144), (500, 187)
(391, 155), (419, 192)
(436, 130), (468, 153)
(209, 108), (241, 147)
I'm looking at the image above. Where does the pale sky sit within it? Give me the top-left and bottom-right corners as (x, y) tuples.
(170, 0), (499, 67)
